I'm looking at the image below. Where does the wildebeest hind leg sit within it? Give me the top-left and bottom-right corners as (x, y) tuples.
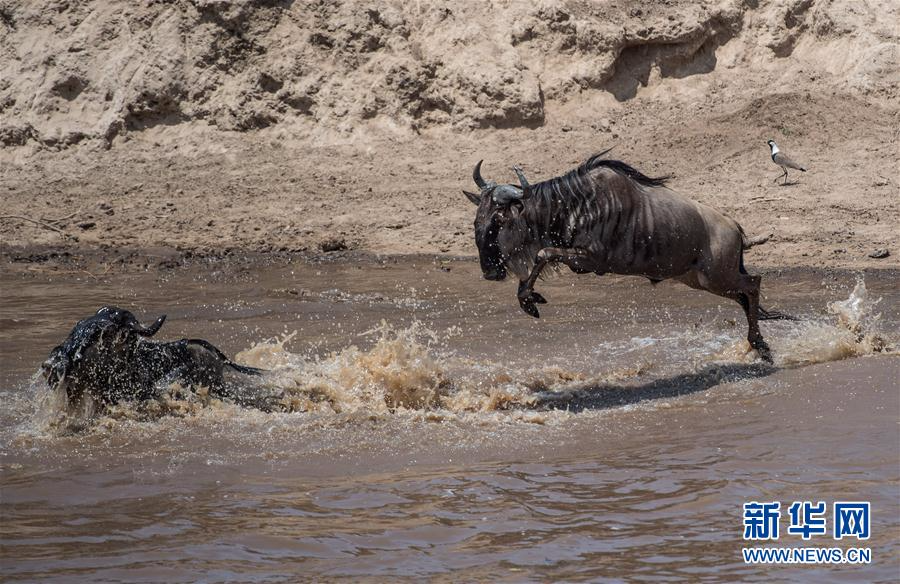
(730, 275), (772, 362)
(683, 270), (773, 362)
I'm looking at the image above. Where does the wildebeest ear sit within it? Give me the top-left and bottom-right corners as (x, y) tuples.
(462, 190), (481, 205)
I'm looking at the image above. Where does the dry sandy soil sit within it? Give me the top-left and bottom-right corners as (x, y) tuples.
(1, 0), (898, 273)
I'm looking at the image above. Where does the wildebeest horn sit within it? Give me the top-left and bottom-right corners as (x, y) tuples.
(512, 165), (530, 197)
(473, 160), (487, 189)
(134, 315), (166, 337)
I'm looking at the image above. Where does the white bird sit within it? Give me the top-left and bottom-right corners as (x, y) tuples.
(767, 139), (807, 184)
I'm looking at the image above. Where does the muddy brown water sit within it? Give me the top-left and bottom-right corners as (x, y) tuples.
(1, 257), (898, 582)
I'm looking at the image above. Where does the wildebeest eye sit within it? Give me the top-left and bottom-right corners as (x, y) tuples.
(494, 203), (521, 224)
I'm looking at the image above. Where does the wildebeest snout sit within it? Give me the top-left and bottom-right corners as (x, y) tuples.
(482, 268), (507, 281)
(480, 257), (507, 281)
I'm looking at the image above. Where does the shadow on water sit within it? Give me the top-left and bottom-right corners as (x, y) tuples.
(533, 362), (777, 412)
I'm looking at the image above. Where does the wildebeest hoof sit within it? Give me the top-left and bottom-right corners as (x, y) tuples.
(517, 287), (545, 317)
(752, 339), (773, 363)
(519, 298), (541, 318)
(517, 290), (546, 304)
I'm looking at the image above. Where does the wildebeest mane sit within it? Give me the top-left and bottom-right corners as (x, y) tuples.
(583, 151), (670, 187)
(529, 149), (669, 201)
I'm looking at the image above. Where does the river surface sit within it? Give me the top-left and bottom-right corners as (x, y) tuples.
(1, 257), (898, 582)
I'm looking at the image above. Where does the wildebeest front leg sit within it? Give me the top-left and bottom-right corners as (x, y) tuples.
(517, 280), (547, 317)
(517, 247), (594, 318)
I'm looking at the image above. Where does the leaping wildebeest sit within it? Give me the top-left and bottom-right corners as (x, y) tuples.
(462, 151), (792, 361)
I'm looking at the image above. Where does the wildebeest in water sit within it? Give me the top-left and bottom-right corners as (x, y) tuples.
(463, 151), (793, 361)
(42, 306), (265, 407)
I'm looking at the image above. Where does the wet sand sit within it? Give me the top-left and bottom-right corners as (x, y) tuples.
(1, 259), (898, 582)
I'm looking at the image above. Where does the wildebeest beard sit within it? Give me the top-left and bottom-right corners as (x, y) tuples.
(474, 151), (669, 281)
(474, 211), (507, 280)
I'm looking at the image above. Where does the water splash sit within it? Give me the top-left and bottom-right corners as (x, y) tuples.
(828, 278), (883, 340)
(236, 321), (447, 414)
(773, 278), (891, 367)
(16, 279), (896, 435)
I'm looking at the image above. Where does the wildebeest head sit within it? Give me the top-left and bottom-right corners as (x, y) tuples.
(463, 160), (531, 281)
(41, 306), (166, 398)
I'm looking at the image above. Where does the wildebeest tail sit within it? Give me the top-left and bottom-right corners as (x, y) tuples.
(758, 306), (798, 321)
(186, 339), (266, 375)
(742, 232), (772, 249)
(227, 362), (265, 376)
